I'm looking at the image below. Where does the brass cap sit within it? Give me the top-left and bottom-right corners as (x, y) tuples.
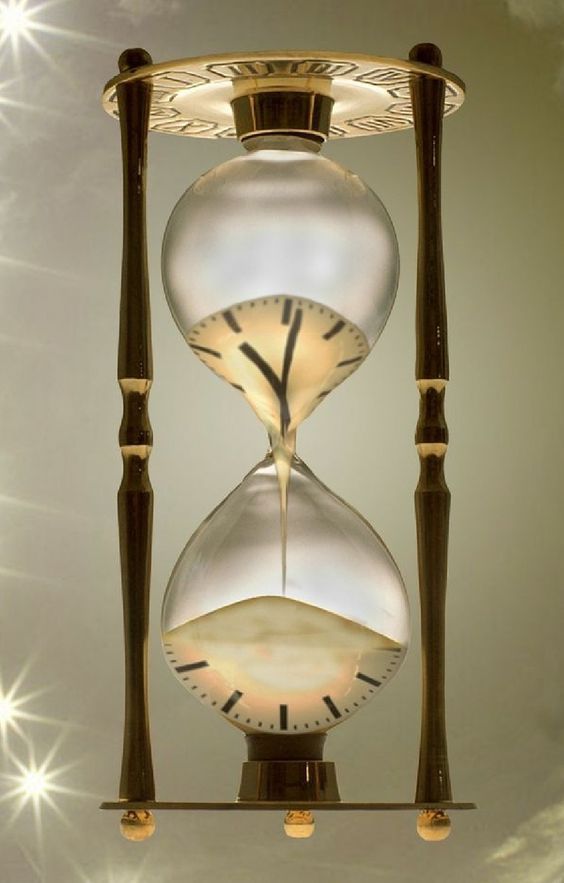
(232, 91), (334, 143)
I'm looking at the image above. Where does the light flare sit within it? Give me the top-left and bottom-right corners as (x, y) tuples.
(21, 768), (49, 796)
(1, 729), (86, 844)
(0, 694), (16, 723)
(69, 852), (152, 883)
(0, 666), (62, 749)
(0, 0), (121, 68)
(3, 751), (66, 817)
(0, 0), (43, 60)
(0, 1), (30, 36)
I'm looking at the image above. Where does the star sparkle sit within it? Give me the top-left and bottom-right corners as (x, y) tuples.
(0, 0), (120, 67)
(0, 0), (52, 62)
(0, 665), (62, 750)
(1, 727), (84, 841)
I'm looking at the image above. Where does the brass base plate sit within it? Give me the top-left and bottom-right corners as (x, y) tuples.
(102, 51), (465, 139)
(101, 800), (475, 812)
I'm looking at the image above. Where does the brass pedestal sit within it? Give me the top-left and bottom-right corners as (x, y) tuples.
(237, 734), (341, 803)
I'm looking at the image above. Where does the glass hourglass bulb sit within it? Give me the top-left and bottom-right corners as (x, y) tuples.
(161, 455), (409, 736)
(162, 135), (399, 348)
(161, 136), (400, 448)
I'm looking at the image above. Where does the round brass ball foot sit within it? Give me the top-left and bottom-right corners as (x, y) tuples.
(417, 809), (451, 842)
(284, 810), (315, 839)
(120, 809), (156, 841)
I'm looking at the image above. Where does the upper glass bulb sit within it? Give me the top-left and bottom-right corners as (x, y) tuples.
(162, 136), (399, 349)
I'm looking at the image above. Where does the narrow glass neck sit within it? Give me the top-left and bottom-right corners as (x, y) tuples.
(242, 133), (323, 154)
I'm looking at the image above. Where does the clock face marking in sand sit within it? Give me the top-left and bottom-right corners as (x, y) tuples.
(186, 294), (369, 440)
(164, 596), (406, 735)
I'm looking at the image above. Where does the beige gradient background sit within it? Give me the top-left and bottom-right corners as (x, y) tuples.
(0, 1), (563, 881)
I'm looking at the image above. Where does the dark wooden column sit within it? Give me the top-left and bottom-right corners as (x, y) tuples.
(115, 48), (156, 815)
(409, 43), (453, 835)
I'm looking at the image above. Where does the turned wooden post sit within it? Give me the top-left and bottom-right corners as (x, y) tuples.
(409, 43), (453, 818)
(115, 48), (155, 805)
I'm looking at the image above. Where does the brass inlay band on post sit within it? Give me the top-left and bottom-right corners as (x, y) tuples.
(116, 47), (156, 806)
(410, 43), (453, 812)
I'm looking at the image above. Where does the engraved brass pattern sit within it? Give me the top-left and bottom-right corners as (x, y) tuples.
(102, 51), (465, 139)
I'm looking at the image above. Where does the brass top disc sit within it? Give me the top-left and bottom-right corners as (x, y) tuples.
(102, 50), (465, 139)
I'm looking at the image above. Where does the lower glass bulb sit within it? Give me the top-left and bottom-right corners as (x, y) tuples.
(161, 455), (409, 735)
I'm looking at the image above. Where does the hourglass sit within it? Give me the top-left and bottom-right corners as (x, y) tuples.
(159, 126), (409, 806)
(101, 46), (474, 839)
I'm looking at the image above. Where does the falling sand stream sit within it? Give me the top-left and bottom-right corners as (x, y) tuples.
(186, 294), (370, 592)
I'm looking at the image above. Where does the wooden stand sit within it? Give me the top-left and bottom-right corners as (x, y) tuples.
(116, 48), (155, 815)
(410, 43), (454, 838)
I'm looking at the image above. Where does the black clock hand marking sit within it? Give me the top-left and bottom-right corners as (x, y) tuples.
(238, 307), (303, 435)
(280, 308), (302, 433)
(222, 309), (242, 333)
(175, 660), (209, 673)
(322, 695), (342, 719)
(323, 319), (345, 340)
(221, 690), (243, 715)
(356, 671), (381, 688)
(337, 355), (362, 367)
(191, 343), (222, 358)
(281, 298), (293, 325)
(238, 343), (283, 395)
